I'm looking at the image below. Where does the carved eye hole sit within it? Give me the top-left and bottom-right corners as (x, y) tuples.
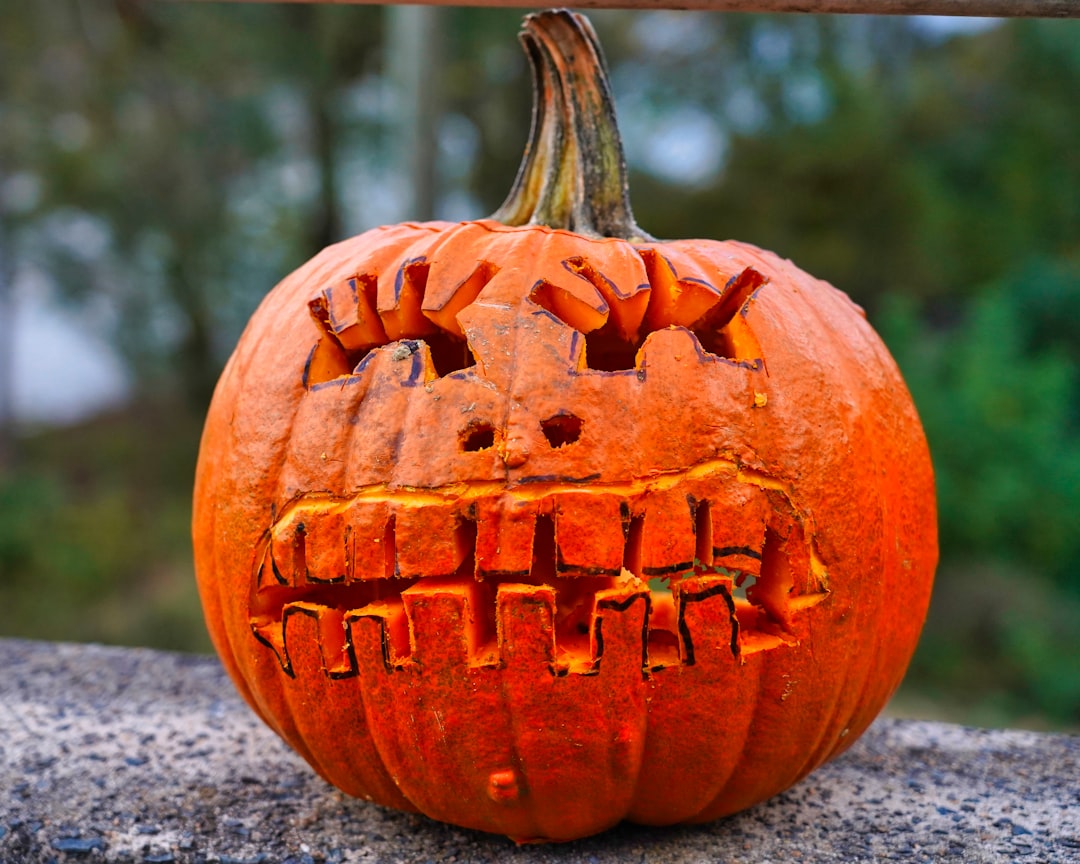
(528, 254), (767, 372)
(541, 413), (583, 448)
(305, 258), (497, 388)
(461, 422), (497, 452)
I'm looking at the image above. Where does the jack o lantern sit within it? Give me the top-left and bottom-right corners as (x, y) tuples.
(193, 10), (936, 844)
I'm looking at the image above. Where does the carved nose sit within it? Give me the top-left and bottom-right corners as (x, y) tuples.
(500, 432), (530, 468)
(499, 404), (532, 468)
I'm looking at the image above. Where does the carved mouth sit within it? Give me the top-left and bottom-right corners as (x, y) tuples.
(250, 459), (828, 678)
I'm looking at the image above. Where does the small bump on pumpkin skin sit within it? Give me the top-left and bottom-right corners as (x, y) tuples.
(500, 437), (530, 468)
(487, 769), (521, 803)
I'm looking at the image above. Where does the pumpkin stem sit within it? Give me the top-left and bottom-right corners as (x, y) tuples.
(491, 9), (654, 242)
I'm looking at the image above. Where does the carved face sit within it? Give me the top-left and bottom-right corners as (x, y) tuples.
(193, 219), (936, 841)
(250, 221), (823, 675)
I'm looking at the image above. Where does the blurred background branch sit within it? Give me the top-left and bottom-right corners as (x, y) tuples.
(0, 0), (1077, 730)
(209, 0), (1080, 19)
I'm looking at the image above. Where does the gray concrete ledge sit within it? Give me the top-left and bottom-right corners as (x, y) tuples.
(0, 638), (1077, 864)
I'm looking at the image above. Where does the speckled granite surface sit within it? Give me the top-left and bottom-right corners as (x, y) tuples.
(0, 638), (1077, 863)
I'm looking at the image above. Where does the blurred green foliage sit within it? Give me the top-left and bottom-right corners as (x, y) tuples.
(0, 4), (1077, 729)
(883, 264), (1080, 596)
(880, 262), (1080, 726)
(0, 403), (210, 651)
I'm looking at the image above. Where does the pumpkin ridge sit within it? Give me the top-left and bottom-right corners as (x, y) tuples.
(792, 613), (862, 777)
(627, 574), (756, 824)
(213, 254), (408, 796)
(680, 647), (769, 823)
(207, 335), (302, 720)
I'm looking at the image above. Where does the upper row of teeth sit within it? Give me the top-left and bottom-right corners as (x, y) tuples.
(259, 484), (778, 588)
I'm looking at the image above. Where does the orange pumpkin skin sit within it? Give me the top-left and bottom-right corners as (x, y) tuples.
(192, 12), (936, 844)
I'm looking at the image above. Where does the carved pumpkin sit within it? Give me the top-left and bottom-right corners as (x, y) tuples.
(193, 10), (936, 843)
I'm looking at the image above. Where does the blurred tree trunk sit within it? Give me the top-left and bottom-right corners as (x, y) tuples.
(309, 80), (343, 252)
(298, 5), (346, 253)
(164, 250), (218, 411)
(388, 5), (442, 221)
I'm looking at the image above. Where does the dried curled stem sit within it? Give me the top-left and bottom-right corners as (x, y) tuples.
(491, 9), (653, 242)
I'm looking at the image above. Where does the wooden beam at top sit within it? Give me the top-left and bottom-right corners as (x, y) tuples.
(207, 0), (1079, 17)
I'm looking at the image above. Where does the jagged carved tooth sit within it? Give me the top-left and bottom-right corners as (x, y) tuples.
(278, 601), (355, 679)
(639, 248), (724, 332)
(763, 511), (817, 596)
(634, 326), (711, 377)
(394, 502), (472, 579)
(269, 506), (309, 587)
(317, 274), (388, 354)
(316, 604), (356, 678)
(645, 590), (681, 670)
(346, 599), (411, 671)
(341, 499), (396, 580)
(672, 574), (738, 664)
(590, 580), (651, 673)
(474, 497), (538, 577)
(496, 584), (556, 667)
(749, 513), (822, 633)
(251, 616), (290, 674)
(353, 340), (438, 387)
(529, 277), (609, 335)
(695, 266), (769, 334)
(378, 256), (440, 341)
(562, 252), (651, 344)
(706, 482), (769, 572)
(690, 497), (714, 567)
(255, 545), (277, 589)
(553, 492), (625, 576)
(420, 253), (500, 337)
(639, 489), (698, 581)
(401, 580), (483, 669)
(523, 243), (612, 335)
(302, 336), (352, 388)
(303, 507), (350, 584)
